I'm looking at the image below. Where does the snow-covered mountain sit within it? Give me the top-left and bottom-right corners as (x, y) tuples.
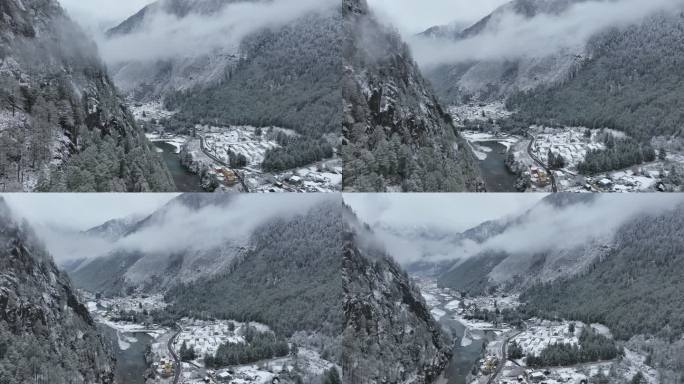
(0, 0), (174, 192)
(342, 206), (451, 383)
(508, 9), (684, 140)
(104, 0), (243, 101)
(84, 214), (144, 241)
(106, 0), (342, 173)
(420, 0), (684, 142)
(0, 197), (115, 383)
(69, 194), (243, 295)
(342, 0), (483, 192)
(420, 0), (588, 103)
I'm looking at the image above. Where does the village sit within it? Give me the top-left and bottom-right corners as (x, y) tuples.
(452, 102), (682, 193)
(132, 101), (342, 192)
(80, 291), (337, 384)
(146, 127), (342, 193)
(415, 278), (658, 384)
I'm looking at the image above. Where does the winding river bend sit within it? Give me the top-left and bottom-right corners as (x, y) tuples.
(476, 141), (518, 192)
(437, 318), (496, 384)
(153, 142), (204, 192)
(100, 325), (153, 384)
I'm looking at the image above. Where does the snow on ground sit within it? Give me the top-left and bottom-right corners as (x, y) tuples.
(511, 320), (582, 357)
(461, 333), (473, 347)
(431, 308), (446, 320)
(129, 100), (176, 122)
(116, 330), (132, 351)
(146, 133), (188, 154)
(174, 319), (272, 364)
(530, 126), (604, 170)
(449, 102), (512, 124)
(296, 348), (336, 375)
(620, 348), (659, 384)
(93, 293), (168, 314)
(199, 125), (280, 167)
(445, 300), (461, 311)
(421, 292), (439, 308)
(590, 323), (613, 339)
(461, 131), (520, 152)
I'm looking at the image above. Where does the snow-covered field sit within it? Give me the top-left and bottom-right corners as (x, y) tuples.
(83, 292), (170, 351)
(172, 319), (268, 361)
(511, 319), (582, 357)
(449, 102), (513, 124)
(530, 126), (604, 170)
(129, 100), (176, 122)
(91, 293), (168, 314)
(247, 158), (343, 193)
(199, 125), (283, 167)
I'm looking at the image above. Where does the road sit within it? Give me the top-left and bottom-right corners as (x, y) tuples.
(527, 135), (558, 192)
(168, 325), (182, 384)
(487, 331), (522, 384)
(198, 136), (250, 192)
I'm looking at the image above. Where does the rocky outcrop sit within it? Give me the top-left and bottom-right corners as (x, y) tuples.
(0, 197), (115, 383)
(342, 0), (483, 192)
(342, 210), (451, 383)
(0, 0), (174, 192)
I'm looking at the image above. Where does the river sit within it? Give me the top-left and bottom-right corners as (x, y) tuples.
(100, 325), (153, 384)
(153, 142), (204, 192)
(438, 318), (496, 384)
(476, 141), (518, 192)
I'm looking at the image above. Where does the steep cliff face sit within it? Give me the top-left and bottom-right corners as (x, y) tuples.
(342, 0), (483, 192)
(0, 198), (115, 383)
(0, 0), (174, 192)
(342, 212), (451, 383)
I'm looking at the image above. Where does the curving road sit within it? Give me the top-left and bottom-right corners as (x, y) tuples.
(488, 331), (522, 384)
(527, 136), (558, 192)
(168, 326), (182, 384)
(198, 136), (250, 192)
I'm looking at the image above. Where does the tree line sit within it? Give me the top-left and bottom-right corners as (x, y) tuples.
(204, 326), (289, 368)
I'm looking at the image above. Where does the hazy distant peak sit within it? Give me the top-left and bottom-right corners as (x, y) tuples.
(106, 0), (244, 37)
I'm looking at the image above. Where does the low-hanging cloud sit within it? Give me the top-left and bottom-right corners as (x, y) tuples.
(98, 0), (338, 64)
(12, 194), (335, 265)
(114, 194), (333, 255)
(410, 0), (684, 68)
(355, 194), (684, 266)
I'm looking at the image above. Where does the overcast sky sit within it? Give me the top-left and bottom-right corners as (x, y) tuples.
(3, 194), (178, 231)
(58, 0), (151, 31)
(344, 193), (546, 233)
(367, 0), (509, 36)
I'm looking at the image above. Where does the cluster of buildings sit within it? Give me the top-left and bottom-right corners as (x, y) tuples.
(173, 320), (248, 361)
(201, 126), (280, 168)
(152, 358), (177, 379)
(530, 127), (605, 171)
(510, 320), (582, 358)
(496, 365), (591, 384)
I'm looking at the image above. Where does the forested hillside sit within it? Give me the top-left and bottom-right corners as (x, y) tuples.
(164, 200), (344, 338)
(342, 0), (483, 192)
(421, 0), (587, 103)
(343, 207), (451, 383)
(164, 10), (342, 171)
(523, 204), (684, 342)
(508, 11), (684, 140)
(0, 198), (115, 383)
(0, 0), (174, 192)
(107, 0), (342, 173)
(70, 194), (242, 296)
